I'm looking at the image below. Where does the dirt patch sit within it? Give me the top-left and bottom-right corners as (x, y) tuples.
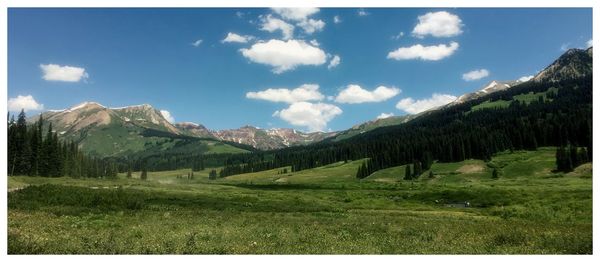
(373, 178), (396, 183)
(567, 163), (592, 177)
(274, 177), (288, 183)
(456, 164), (484, 174)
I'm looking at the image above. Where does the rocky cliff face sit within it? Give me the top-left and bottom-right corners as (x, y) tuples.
(533, 47), (593, 83)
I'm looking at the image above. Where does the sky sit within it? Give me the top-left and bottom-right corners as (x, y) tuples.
(7, 8), (593, 132)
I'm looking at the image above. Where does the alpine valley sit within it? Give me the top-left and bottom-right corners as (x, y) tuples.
(7, 8), (594, 255)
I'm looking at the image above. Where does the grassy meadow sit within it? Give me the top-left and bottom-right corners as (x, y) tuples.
(7, 147), (592, 254)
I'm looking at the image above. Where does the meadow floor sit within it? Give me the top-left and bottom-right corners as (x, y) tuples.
(7, 147), (592, 254)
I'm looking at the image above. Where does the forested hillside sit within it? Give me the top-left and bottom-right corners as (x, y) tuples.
(215, 48), (592, 178)
(8, 111), (118, 178)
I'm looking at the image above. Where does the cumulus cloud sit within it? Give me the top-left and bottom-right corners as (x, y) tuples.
(412, 11), (463, 38)
(357, 9), (369, 16)
(335, 85), (401, 104)
(160, 110), (175, 123)
(191, 39), (203, 47)
(8, 95), (44, 112)
(246, 84), (324, 104)
(271, 8), (320, 21)
(518, 75), (534, 82)
(297, 18), (325, 34)
(387, 42), (459, 61)
(260, 15), (295, 40)
(462, 69), (490, 81)
(396, 93), (457, 114)
(40, 64), (88, 82)
(587, 39), (593, 48)
(333, 15), (342, 24)
(273, 102), (342, 132)
(377, 112), (394, 119)
(240, 39), (327, 73)
(222, 32), (254, 43)
(327, 55), (341, 69)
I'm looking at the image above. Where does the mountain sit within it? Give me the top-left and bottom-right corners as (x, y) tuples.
(212, 125), (337, 150)
(451, 80), (521, 105)
(32, 101), (335, 154)
(229, 47), (592, 177)
(330, 115), (415, 142)
(175, 122), (214, 139)
(31, 102), (247, 157)
(533, 47), (593, 82)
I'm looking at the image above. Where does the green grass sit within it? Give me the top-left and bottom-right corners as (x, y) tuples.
(470, 87), (558, 112)
(7, 147), (592, 254)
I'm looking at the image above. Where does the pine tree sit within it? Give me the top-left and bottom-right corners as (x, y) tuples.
(15, 110), (31, 176)
(404, 165), (412, 180)
(492, 168), (500, 179)
(209, 169), (217, 180)
(413, 160), (422, 178)
(141, 164), (148, 180)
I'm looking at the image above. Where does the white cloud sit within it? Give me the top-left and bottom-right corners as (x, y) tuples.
(40, 64), (88, 82)
(271, 8), (320, 21)
(333, 15), (342, 24)
(412, 11), (463, 38)
(327, 55), (341, 69)
(392, 32), (404, 40)
(192, 39), (203, 47)
(310, 39), (320, 46)
(518, 75), (534, 82)
(235, 11), (244, 18)
(160, 110), (175, 123)
(260, 14), (295, 40)
(462, 69), (490, 81)
(387, 42), (459, 61)
(222, 32), (254, 43)
(240, 39), (327, 73)
(396, 93), (457, 114)
(358, 9), (369, 16)
(586, 39), (593, 48)
(560, 43), (571, 51)
(297, 19), (325, 34)
(335, 85), (401, 104)
(8, 95), (44, 112)
(377, 112), (394, 119)
(273, 102), (342, 132)
(246, 84), (324, 104)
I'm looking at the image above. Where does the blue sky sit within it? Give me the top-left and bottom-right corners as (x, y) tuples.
(8, 8), (592, 131)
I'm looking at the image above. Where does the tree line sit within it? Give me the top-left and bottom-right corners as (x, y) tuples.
(7, 110), (118, 178)
(211, 76), (592, 179)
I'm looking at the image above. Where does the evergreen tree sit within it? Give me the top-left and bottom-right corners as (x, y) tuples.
(141, 164), (148, 180)
(404, 165), (412, 180)
(209, 169), (217, 180)
(413, 160), (422, 178)
(492, 168), (500, 179)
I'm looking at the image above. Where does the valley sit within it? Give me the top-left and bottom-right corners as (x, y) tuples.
(6, 9), (594, 255)
(7, 147), (592, 254)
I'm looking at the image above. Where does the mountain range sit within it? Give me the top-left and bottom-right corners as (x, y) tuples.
(28, 47), (593, 156)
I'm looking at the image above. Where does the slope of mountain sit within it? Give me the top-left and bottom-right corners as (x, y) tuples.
(212, 126), (336, 150)
(246, 47), (592, 178)
(330, 115), (415, 142)
(175, 122), (215, 139)
(32, 103), (248, 157)
(533, 47), (593, 82)
(451, 80), (521, 105)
